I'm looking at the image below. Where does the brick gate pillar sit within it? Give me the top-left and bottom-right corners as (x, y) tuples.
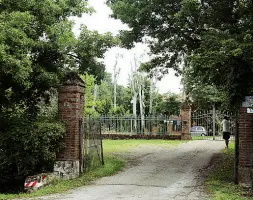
(54, 72), (85, 179)
(238, 102), (253, 186)
(180, 101), (192, 140)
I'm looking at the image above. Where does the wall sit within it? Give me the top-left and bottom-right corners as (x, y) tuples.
(238, 105), (253, 186)
(180, 102), (192, 140)
(54, 74), (85, 179)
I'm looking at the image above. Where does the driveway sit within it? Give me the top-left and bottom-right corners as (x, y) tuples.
(39, 140), (225, 200)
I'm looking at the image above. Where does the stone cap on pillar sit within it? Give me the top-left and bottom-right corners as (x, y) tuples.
(62, 71), (84, 87)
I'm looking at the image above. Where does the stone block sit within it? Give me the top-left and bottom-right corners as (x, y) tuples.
(239, 167), (253, 187)
(54, 160), (80, 180)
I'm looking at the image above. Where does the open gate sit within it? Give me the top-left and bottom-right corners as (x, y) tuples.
(191, 108), (236, 141)
(81, 117), (104, 172)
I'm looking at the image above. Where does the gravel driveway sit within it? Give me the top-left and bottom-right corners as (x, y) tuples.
(39, 140), (225, 200)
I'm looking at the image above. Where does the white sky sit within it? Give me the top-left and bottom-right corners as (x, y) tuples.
(71, 0), (182, 94)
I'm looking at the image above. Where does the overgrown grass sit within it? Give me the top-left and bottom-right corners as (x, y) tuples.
(0, 139), (184, 199)
(205, 142), (252, 200)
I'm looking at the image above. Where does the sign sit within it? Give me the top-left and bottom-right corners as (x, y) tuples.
(247, 108), (253, 114)
(242, 96), (253, 108)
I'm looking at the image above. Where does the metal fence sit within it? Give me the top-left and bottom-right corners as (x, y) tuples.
(191, 108), (236, 141)
(99, 116), (177, 135)
(82, 117), (104, 171)
(80, 115), (181, 171)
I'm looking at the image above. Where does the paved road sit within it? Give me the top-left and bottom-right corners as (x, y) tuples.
(39, 140), (224, 200)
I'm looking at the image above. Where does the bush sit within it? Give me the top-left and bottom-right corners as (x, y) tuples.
(0, 117), (66, 193)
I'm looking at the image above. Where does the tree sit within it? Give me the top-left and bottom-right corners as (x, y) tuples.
(113, 53), (123, 109)
(129, 64), (138, 131)
(137, 72), (145, 132)
(81, 74), (96, 116)
(161, 92), (181, 116)
(0, 0), (118, 190)
(116, 85), (132, 114)
(108, 0), (253, 106)
(96, 73), (114, 115)
(182, 66), (227, 110)
(76, 26), (119, 82)
(0, 1), (118, 118)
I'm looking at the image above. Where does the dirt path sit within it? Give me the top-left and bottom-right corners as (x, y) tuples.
(39, 140), (225, 200)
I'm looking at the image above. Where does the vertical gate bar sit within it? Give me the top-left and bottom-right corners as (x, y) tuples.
(79, 119), (83, 173)
(205, 111), (208, 137)
(99, 118), (104, 165)
(130, 117), (133, 136)
(234, 116), (239, 184)
(149, 116), (151, 134)
(212, 105), (216, 140)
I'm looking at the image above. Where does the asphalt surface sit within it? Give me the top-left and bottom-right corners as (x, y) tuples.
(39, 140), (225, 200)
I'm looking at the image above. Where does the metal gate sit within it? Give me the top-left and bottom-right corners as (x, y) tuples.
(81, 117), (104, 172)
(100, 116), (173, 135)
(191, 108), (236, 141)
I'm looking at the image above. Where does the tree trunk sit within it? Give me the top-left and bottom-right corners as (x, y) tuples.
(114, 81), (117, 109)
(132, 93), (137, 133)
(139, 85), (145, 134)
(92, 84), (97, 111)
(149, 79), (153, 115)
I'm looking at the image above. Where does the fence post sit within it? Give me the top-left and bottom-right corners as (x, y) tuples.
(234, 117), (239, 184)
(212, 105), (216, 140)
(54, 72), (85, 179)
(130, 117), (133, 136)
(99, 118), (104, 165)
(238, 99), (253, 186)
(181, 101), (192, 140)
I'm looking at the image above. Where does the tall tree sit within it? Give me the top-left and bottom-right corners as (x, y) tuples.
(161, 92), (181, 116)
(0, 1), (118, 118)
(108, 0), (253, 106)
(0, 0), (119, 189)
(182, 66), (227, 110)
(129, 64), (138, 131)
(137, 72), (145, 132)
(113, 53), (122, 109)
(96, 73), (114, 115)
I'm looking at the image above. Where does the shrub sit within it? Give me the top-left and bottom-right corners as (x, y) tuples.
(0, 117), (66, 193)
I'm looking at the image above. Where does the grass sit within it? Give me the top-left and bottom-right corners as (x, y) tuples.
(192, 136), (215, 140)
(0, 156), (124, 200)
(0, 139), (184, 199)
(205, 142), (252, 200)
(103, 139), (185, 154)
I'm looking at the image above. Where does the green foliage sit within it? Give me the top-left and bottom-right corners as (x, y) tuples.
(0, 116), (66, 192)
(160, 93), (181, 116)
(108, 0), (253, 106)
(0, 1), (119, 192)
(76, 27), (120, 82)
(96, 99), (113, 116)
(0, 0), (118, 118)
(110, 105), (126, 116)
(182, 66), (227, 109)
(0, 0), (86, 113)
(82, 73), (96, 116)
(83, 71), (180, 117)
(116, 85), (132, 113)
(0, 156), (124, 199)
(205, 143), (252, 200)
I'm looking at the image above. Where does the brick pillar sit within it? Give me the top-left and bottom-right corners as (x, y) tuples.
(181, 102), (192, 140)
(238, 105), (253, 186)
(54, 73), (84, 179)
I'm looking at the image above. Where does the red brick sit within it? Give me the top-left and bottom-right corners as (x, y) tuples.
(57, 79), (84, 161)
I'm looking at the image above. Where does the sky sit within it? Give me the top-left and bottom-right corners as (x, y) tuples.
(71, 0), (182, 94)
